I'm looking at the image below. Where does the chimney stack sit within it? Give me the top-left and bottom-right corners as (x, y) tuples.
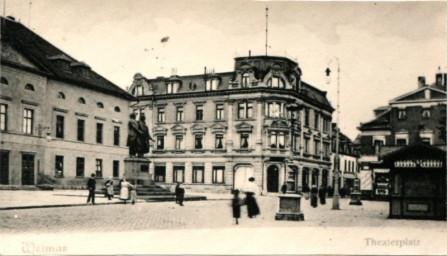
(418, 76), (426, 88)
(249, 50), (251, 57)
(435, 73), (447, 88)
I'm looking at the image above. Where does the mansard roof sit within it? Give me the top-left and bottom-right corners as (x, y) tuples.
(0, 16), (135, 100)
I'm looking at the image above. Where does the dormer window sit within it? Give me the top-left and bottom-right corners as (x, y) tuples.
(97, 102), (104, 108)
(166, 81), (181, 94)
(57, 92), (65, 99)
(398, 109), (406, 120)
(422, 108), (431, 119)
(78, 97), (86, 104)
(242, 73), (250, 88)
(205, 78), (220, 91)
(133, 85), (143, 96)
(1, 77), (8, 85)
(266, 102), (284, 118)
(25, 84), (35, 91)
(267, 77), (285, 88)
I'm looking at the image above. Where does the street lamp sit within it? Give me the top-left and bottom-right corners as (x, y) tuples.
(326, 57), (341, 210)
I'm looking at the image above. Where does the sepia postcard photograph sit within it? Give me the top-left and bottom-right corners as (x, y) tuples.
(0, 0), (446, 255)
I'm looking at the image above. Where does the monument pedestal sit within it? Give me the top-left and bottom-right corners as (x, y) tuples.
(275, 194), (305, 221)
(124, 157), (153, 186)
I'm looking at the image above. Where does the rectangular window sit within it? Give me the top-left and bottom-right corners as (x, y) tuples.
(77, 119), (85, 141)
(113, 126), (120, 146)
(304, 109), (310, 127)
(173, 166), (184, 183)
(216, 104), (224, 120)
(242, 74), (250, 88)
(293, 134), (301, 152)
(304, 138), (310, 154)
(396, 139), (407, 146)
(398, 109), (406, 120)
(323, 142), (330, 157)
(76, 157), (85, 177)
(113, 160), (119, 178)
(96, 123), (103, 144)
(195, 134), (203, 149)
(270, 132), (285, 149)
(215, 134), (224, 149)
(55, 155), (64, 177)
(270, 131), (277, 148)
(241, 133), (249, 149)
(154, 166), (166, 182)
(266, 102), (282, 118)
(314, 113), (320, 129)
(23, 108), (34, 134)
(212, 167), (224, 184)
(238, 102), (253, 119)
(56, 115), (64, 139)
(157, 107), (165, 122)
(157, 135), (165, 150)
(314, 141), (320, 155)
(96, 159), (103, 178)
(196, 105), (203, 121)
(175, 135), (184, 150)
(1, 104), (7, 131)
(176, 106), (184, 121)
(192, 166), (204, 183)
(166, 83), (173, 94)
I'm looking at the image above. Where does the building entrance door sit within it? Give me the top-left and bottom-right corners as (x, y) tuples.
(267, 165), (279, 192)
(234, 166), (254, 191)
(22, 154), (35, 185)
(0, 151), (9, 185)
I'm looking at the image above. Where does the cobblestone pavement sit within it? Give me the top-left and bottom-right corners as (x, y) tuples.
(1, 197), (446, 234)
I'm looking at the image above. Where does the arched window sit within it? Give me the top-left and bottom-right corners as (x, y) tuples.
(97, 102), (104, 108)
(242, 73), (250, 88)
(57, 92), (66, 99)
(114, 106), (121, 112)
(25, 83), (35, 91)
(78, 97), (86, 104)
(1, 77), (8, 85)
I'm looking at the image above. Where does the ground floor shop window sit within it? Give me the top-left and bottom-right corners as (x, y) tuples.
(213, 167), (224, 184)
(154, 166), (166, 182)
(192, 166), (204, 183)
(173, 166), (184, 183)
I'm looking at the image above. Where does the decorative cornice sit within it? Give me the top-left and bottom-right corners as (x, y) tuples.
(53, 107), (69, 113)
(75, 112), (88, 117)
(95, 116), (106, 121)
(21, 99), (39, 106)
(0, 95), (13, 101)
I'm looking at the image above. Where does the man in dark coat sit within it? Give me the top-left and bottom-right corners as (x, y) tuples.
(127, 113), (142, 157)
(137, 114), (154, 157)
(175, 182), (185, 206)
(86, 173), (96, 205)
(318, 186), (327, 205)
(310, 185), (318, 208)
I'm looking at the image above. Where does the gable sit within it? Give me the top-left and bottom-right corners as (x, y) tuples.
(1, 42), (39, 69)
(392, 87), (447, 103)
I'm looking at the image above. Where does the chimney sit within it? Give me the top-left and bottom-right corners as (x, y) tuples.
(418, 76), (426, 88)
(204, 66), (207, 75)
(249, 50), (251, 57)
(435, 73), (447, 88)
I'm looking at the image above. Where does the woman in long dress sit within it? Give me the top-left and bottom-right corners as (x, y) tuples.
(244, 177), (260, 218)
(119, 178), (130, 204)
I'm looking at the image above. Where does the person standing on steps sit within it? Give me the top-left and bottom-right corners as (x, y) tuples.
(86, 173), (96, 205)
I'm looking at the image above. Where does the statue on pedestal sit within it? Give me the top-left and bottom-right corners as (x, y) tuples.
(126, 113), (142, 157)
(137, 114), (154, 158)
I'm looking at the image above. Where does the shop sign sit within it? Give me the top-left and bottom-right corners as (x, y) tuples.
(394, 159), (443, 168)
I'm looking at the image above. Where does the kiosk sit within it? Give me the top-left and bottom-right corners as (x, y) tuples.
(381, 144), (446, 220)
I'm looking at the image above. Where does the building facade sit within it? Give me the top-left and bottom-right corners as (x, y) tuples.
(357, 72), (447, 198)
(128, 55), (333, 193)
(330, 124), (359, 197)
(0, 16), (135, 187)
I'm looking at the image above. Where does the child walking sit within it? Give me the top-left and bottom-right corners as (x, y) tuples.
(232, 190), (242, 225)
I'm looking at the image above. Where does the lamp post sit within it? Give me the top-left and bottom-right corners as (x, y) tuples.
(326, 57), (341, 210)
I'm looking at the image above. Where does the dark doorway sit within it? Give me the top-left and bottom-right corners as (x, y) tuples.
(267, 165), (279, 192)
(0, 151), (9, 185)
(22, 154), (35, 185)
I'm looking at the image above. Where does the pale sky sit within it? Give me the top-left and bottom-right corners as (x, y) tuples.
(4, 0), (447, 140)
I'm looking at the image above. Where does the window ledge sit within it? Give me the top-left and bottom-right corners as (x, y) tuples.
(234, 148), (254, 153)
(171, 150), (186, 154)
(191, 149), (206, 153)
(211, 149), (227, 153)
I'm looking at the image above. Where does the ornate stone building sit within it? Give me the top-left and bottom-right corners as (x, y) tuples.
(128, 55), (333, 193)
(0, 16), (134, 187)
